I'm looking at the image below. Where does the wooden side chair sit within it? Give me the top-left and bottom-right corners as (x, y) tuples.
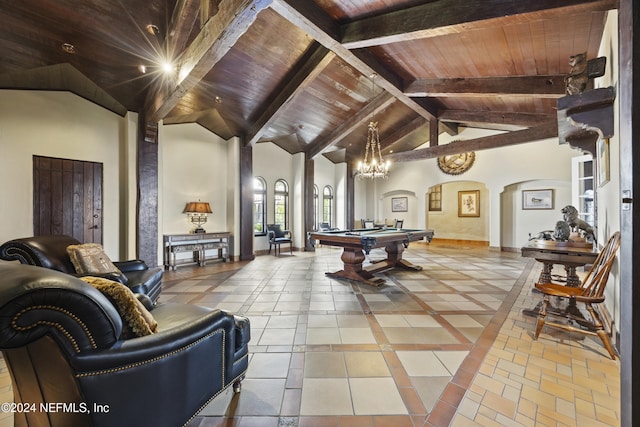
(533, 231), (621, 359)
(394, 219), (404, 229)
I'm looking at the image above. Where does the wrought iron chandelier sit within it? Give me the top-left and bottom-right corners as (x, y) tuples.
(355, 74), (390, 179)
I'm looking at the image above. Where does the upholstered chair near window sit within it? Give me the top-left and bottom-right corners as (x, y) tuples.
(267, 224), (293, 255)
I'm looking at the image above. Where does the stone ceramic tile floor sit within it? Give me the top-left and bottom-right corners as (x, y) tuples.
(0, 242), (620, 427)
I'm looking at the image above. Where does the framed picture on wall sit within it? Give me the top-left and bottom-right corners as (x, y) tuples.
(391, 197), (408, 212)
(522, 189), (554, 210)
(458, 190), (480, 217)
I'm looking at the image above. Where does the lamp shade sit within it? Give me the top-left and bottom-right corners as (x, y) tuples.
(183, 202), (212, 214)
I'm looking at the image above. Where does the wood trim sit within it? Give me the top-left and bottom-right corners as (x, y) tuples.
(618, 0), (640, 425)
(386, 122), (558, 163)
(428, 238), (490, 247)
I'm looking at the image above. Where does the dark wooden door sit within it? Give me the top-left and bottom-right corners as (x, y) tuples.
(33, 156), (103, 243)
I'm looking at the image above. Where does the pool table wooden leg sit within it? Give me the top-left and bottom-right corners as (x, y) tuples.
(369, 243), (423, 272)
(325, 247), (386, 286)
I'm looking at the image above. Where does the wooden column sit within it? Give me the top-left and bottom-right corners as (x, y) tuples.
(239, 141), (255, 261)
(429, 117), (439, 147)
(304, 158), (315, 251)
(346, 162), (355, 229)
(619, 1), (640, 425)
(136, 115), (159, 267)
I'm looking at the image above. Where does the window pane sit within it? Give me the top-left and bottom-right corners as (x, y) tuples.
(429, 185), (442, 212)
(254, 177), (266, 234)
(274, 179), (288, 229)
(323, 186), (333, 225)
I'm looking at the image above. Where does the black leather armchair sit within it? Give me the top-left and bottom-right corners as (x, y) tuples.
(0, 264), (250, 427)
(266, 224), (292, 255)
(0, 235), (163, 302)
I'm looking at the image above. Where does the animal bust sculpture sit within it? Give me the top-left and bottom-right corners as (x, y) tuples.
(553, 220), (571, 241)
(565, 52), (589, 95)
(529, 230), (554, 241)
(561, 205), (597, 243)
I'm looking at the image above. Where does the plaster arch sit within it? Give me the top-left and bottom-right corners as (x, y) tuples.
(500, 179), (572, 250)
(378, 189), (418, 227)
(426, 180), (489, 243)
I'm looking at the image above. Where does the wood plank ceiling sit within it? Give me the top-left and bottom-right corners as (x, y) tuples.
(0, 0), (617, 165)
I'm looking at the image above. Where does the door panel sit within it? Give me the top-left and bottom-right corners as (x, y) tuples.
(33, 156), (103, 244)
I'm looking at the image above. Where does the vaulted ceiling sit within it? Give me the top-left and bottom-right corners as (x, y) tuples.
(0, 0), (617, 166)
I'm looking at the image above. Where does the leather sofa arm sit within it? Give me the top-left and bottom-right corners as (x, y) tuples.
(234, 315), (251, 351)
(72, 306), (235, 371)
(0, 267), (123, 353)
(113, 259), (149, 272)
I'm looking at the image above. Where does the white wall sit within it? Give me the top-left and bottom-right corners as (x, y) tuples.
(314, 155), (339, 228)
(595, 10), (621, 330)
(160, 123), (229, 234)
(428, 181), (489, 242)
(500, 179), (572, 249)
(0, 90), (126, 258)
(366, 127), (579, 248)
(378, 189), (418, 228)
(252, 142), (295, 252)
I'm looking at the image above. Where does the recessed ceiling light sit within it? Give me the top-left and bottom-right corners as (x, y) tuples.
(146, 24), (160, 36)
(61, 43), (76, 54)
(161, 61), (174, 73)
(215, 96), (222, 104)
(138, 64), (147, 74)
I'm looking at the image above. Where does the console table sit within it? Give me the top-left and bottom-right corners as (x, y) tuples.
(163, 232), (231, 270)
(521, 240), (598, 318)
(521, 241), (598, 286)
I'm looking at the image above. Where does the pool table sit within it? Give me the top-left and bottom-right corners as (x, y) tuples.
(308, 228), (434, 286)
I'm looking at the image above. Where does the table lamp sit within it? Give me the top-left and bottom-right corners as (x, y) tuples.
(183, 201), (212, 233)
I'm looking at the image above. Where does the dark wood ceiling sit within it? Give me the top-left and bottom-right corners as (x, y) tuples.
(0, 0), (617, 165)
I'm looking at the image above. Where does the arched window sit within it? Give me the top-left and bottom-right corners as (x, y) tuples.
(253, 177), (266, 235)
(323, 185), (333, 227)
(313, 185), (319, 230)
(274, 179), (289, 229)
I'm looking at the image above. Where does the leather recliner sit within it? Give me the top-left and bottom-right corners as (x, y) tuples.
(0, 263), (250, 427)
(0, 235), (163, 302)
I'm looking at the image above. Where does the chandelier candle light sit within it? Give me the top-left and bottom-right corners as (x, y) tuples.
(183, 201), (212, 233)
(356, 73), (390, 179)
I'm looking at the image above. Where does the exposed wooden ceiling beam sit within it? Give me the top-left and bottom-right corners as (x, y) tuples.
(307, 91), (396, 159)
(246, 43), (335, 146)
(385, 122), (558, 163)
(269, 0), (438, 121)
(145, 0), (271, 123)
(439, 110), (557, 129)
(404, 76), (567, 98)
(166, 0), (200, 58)
(380, 116), (429, 155)
(341, 0), (618, 49)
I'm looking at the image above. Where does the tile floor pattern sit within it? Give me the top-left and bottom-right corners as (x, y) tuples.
(0, 242), (620, 427)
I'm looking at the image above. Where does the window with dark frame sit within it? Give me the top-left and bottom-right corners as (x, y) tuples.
(313, 184), (319, 230)
(253, 177), (267, 235)
(429, 184), (442, 211)
(274, 179), (289, 229)
(323, 185), (333, 227)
